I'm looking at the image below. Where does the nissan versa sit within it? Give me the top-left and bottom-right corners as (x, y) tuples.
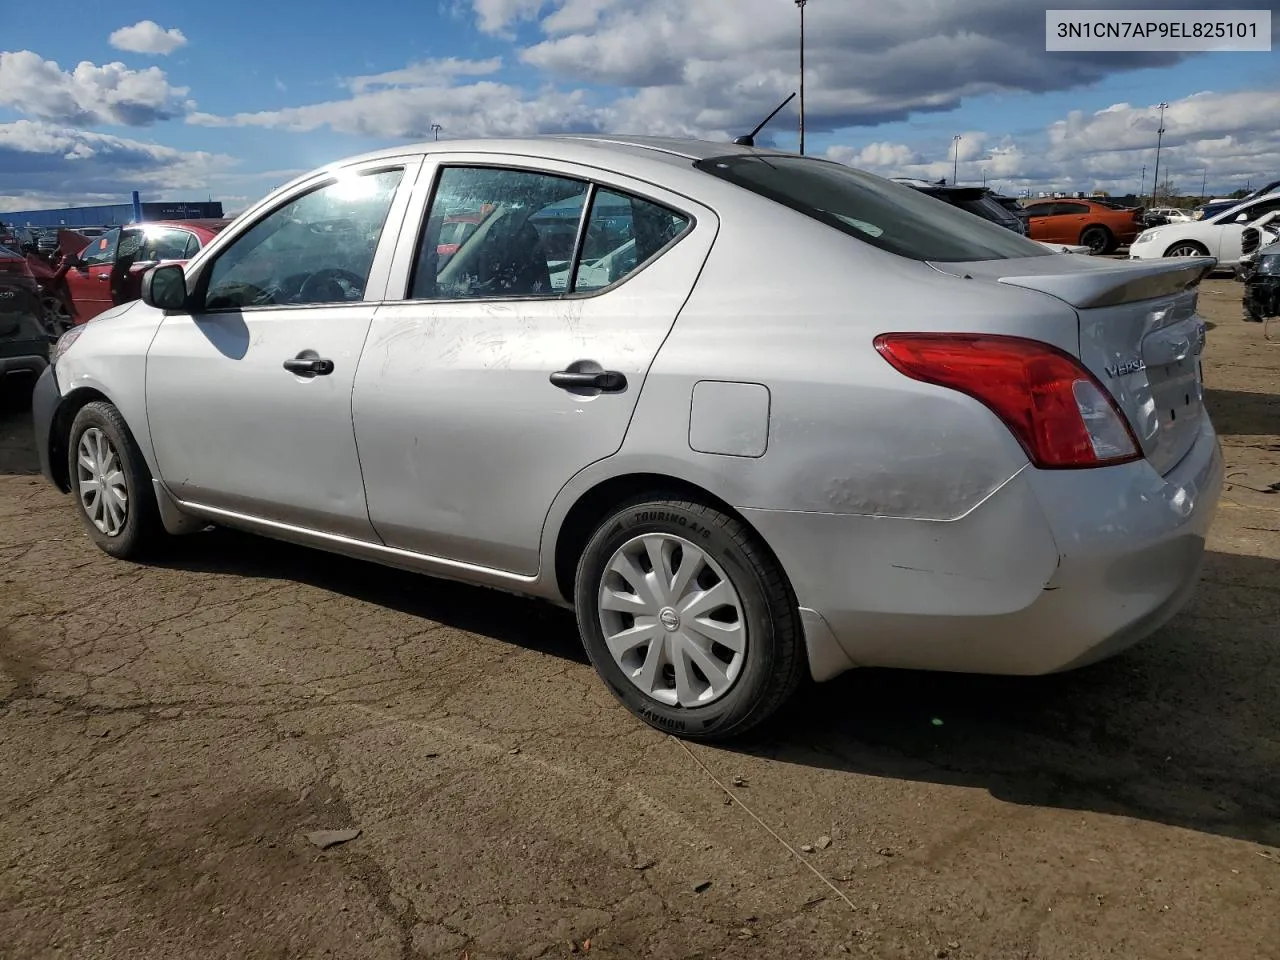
(32, 136), (1224, 740)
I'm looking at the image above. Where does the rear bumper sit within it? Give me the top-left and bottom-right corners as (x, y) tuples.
(744, 419), (1224, 679)
(0, 349), (47, 379)
(32, 364), (61, 488)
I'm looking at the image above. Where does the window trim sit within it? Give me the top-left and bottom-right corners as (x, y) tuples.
(183, 157), (422, 316)
(392, 159), (697, 306)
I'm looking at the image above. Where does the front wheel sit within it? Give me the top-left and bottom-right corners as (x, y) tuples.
(67, 401), (164, 559)
(1165, 241), (1210, 258)
(574, 497), (807, 741)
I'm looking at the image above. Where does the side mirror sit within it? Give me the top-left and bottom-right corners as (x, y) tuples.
(1236, 213), (1250, 223)
(142, 263), (188, 311)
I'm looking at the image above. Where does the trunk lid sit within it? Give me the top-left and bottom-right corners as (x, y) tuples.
(930, 254), (1215, 476)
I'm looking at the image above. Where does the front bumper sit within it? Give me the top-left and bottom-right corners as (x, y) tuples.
(31, 364), (62, 488)
(744, 419), (1224, 679)
(1244, 275), (1280, 320)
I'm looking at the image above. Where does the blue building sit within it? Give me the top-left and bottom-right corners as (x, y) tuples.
(2, 200), (224, 229)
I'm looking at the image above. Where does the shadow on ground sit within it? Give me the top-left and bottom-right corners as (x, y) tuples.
(153, 525), (1280, 850)
(156, 527), (589, 666)
(1204, 387), (1280, 437)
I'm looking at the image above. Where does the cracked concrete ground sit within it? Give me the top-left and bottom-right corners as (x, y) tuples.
(2, 278), (1278, 960)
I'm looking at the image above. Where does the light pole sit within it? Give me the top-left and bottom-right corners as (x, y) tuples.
(1150, 101), (1168, 206)
(952, 135), (962, 184)
(1200, 167), (1207, 200)
(431, 123), (442, 141)
(795, 0), (807, 155)
(1139, 164), (1146, 202)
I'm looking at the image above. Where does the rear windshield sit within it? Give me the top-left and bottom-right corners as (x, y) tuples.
(694, 154), (1051, 262)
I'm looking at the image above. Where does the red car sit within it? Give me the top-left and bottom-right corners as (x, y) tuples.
(50, 219), (230, 326)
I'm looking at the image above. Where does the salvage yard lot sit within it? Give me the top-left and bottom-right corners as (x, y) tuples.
(1, 278), (1278, 960)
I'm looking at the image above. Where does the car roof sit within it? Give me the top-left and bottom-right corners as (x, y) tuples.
(289, 135), (799, 190)
(1216, 191), (1280, 219)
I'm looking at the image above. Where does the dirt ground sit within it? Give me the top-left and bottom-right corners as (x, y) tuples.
(1, 278), (1278, 960)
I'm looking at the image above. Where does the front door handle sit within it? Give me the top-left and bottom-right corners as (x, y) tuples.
(283, 357), (335, 377)
(550, 369), (627, 392)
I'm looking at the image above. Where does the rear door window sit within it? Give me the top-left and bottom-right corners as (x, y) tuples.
(571, 189), (691, 293)
(696, 155), (1050, 262)
(410, 166), (590, 300)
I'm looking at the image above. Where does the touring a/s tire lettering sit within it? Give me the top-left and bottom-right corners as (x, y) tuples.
(575, 495), (808, 741)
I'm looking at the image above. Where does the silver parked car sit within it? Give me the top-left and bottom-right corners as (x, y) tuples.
(33, 137), (1224, 740)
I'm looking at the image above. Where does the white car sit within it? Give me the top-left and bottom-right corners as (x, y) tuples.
(1130, 191), (1280, 266)
(1149, 207), (1194, 223)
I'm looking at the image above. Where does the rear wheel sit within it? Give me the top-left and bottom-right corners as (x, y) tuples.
(1165, 241), (1210, 258)
(574, 497), (806, 741)
(1079, 225), (1113, 255)
(67, 401), (164, 559)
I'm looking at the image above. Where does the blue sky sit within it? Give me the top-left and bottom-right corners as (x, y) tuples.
(2, 0), (1278, 212)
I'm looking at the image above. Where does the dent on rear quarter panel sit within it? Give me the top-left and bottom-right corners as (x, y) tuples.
(618, 197), (1070, 521)
(53, 303), (166, 475)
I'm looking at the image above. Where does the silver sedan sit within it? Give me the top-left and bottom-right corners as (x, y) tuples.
(32, 136), (1224, 740)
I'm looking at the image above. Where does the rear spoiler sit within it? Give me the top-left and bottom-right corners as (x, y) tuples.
(996, 257), (1216, 309)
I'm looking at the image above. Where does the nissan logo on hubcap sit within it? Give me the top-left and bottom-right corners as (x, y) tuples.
(659, 607), (680, 632)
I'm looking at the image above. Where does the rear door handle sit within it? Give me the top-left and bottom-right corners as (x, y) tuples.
(283, 357), (335, 377)
(550, 370), (627, 392)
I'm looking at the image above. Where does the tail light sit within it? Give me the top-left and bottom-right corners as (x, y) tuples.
(874, 333), (1142, 469)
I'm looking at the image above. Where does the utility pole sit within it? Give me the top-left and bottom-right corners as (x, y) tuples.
(1200, 168), (1207, 200)
(1140, 164), (1146, 202)
(431, 123), (442, 141)
(795, 0), (807, 155)
(1150, 101), (1168, 206)
(952, 135), (962, 184)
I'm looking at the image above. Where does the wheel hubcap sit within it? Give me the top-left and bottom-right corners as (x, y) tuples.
(41, 296), (72, 337)
(76, 428), (128, 536)
(1170, 245), (1201, 257)
(598, 533), (747, 708)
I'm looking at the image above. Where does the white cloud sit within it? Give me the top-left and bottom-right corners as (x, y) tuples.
(0, 120), (235, 211)
(347, 57), (503, 94)
(507, 0), (1212, 137)
(109, 20), (189, 56)
(825, 89), (1280, 197)
(472, 0), (547, 36)
(188, 57), (610, 138)
(0, 51), (190, 126)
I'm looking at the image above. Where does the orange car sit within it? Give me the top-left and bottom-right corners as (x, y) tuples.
(1022, 199), (1145, 254)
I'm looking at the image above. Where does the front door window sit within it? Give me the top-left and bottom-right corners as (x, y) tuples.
(204, 168), (405, 310)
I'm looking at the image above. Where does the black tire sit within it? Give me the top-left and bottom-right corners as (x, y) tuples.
(574, 496), (806, 741)
(1079, 225), (1113, 255)
(66, 401), (164, 559)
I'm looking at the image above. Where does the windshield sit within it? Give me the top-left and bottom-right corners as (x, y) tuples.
(694, 154), (1050, 262)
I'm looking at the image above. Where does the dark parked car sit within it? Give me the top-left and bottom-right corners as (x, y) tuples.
(0, 244), (49, 389)
(1195, 199), (1241, 221)
(892, 179), (1028, 235)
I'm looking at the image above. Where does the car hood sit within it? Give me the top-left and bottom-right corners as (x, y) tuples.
(86, 300), (141, 325)
(1138, 221), (1213, 242)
